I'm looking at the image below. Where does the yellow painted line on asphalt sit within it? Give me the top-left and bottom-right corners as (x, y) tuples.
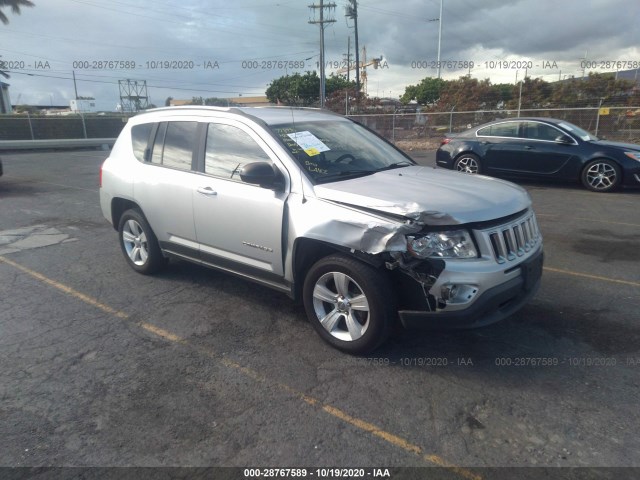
(544, 266), (640, 288)
(322, 404), (422, 455)
(0, 255), (129, 319)
(0, 255), (480, 480)
(139, 322), (186, 344)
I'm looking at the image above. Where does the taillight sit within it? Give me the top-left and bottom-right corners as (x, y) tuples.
(440, 137), (451, 146)
(99, 161), (104, 188)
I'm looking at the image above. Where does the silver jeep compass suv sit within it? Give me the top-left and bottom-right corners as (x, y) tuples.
(100, 106), (543, 354)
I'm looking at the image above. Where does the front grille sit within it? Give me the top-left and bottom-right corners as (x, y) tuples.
(482, 212), (541, 264)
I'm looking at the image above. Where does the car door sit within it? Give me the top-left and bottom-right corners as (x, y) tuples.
(192, 120), (288, 279)
(476, 121), (529, 174)
(515, 121), (576, 175)
(133, 121), (200, 258)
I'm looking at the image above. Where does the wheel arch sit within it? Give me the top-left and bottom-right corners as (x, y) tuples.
(291, 237), (387, 301)
(111, 197), (142, 231)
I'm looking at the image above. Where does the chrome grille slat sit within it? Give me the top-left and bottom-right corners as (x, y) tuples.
(479, 212), (541, 263)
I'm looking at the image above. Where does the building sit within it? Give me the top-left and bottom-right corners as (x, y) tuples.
(0, 81), (12, 114)
(169, 96), (274, 107)
(226, 96), (273, 107)
(70, 99), (116, 113)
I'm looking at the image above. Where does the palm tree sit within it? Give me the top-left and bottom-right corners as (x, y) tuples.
(0, 0), (35, 25)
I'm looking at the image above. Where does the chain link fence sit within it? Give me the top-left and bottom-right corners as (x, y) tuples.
(2, 107), (640, 146)
(348, 106), (640, 147)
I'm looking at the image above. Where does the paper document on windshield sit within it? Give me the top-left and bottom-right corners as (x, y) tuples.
(287, 131), (330, 157)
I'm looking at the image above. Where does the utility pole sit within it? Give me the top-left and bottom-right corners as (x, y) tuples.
(343, 36), (352, 82)
(345, 0), (360, 97)
(72, 70), (79, 99)
(309, 0), (336, 108)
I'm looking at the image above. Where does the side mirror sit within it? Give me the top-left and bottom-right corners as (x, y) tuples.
(555, 134), (573, 144)
(240, 162), (281, 189)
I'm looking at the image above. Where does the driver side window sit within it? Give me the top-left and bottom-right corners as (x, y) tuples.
(205, 123), (271, 181)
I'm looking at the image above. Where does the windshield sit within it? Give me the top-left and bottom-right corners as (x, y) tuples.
(557, 121), (599, 142)
(269, 120), (414, 184)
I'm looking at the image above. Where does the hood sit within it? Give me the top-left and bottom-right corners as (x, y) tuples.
(594, 140), (640, 152)
(313, 166), (531, 225)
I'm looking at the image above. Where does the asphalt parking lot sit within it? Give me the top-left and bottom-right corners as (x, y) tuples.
(0, 150), (639, 477)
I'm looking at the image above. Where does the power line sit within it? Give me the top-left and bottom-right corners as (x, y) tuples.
(7, 70), (266, 95)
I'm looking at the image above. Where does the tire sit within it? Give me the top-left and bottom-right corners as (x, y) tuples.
(454, 153), (481, 174)
(302, 254), (395, 354)
(581, 159), (621, 192)
(118, 209), (167, 274)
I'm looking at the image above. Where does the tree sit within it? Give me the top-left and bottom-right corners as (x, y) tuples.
(0, 0), (34, 25)
(579, 72), (634, 106)
(510, 77), (552, 109)
(400, 77), (445, 105)
(266, 71), (321, 106)
(437, 77), (493, 111)
(265, 71), (358, 108)
(488, 83), (513, 109)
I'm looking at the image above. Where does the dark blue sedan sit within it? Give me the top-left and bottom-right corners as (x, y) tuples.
(436, 117), (640, 192)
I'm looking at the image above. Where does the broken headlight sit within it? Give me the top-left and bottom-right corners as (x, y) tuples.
(407, 230), (477, 259)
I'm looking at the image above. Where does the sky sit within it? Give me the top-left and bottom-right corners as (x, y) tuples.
(1, 0), (639, 109)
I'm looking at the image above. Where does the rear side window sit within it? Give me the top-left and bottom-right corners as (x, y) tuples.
(150, 121), (198, 171)
(477, 122), (520, 138)
(131, 123), (153, 162)
(205, 123), (271, 180)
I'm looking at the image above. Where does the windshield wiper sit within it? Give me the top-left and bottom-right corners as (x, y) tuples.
(376, 161), (414, 172)
(318, 169), (374, 182)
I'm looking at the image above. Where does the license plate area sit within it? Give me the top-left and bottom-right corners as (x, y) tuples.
(521, 250), (543, 291)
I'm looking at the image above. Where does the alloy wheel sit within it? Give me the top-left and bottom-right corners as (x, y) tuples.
(122, 219), (149, 266)
(312, 271), (370, 342)
(456, 156), (479, 174)
(585, 162), (617, 191)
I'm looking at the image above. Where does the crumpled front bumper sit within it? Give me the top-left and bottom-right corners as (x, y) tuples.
(398, 248), (543, 329)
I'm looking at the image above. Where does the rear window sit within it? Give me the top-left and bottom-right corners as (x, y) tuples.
(162, 122), (198, 171)
(477, 122), (520, 138)
(148, 121), (198, 171)
(131, 123), (153, 162)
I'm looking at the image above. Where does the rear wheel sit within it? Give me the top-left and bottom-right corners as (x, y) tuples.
(303, 254), (395, 354)
(581, 159), (621, 192)
(454, 153), (481, 174)
(118, 209), (167, 274)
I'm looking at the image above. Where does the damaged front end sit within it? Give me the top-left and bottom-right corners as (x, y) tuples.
(291, 195), (486, 318)
(290, 192), (542, 330)
(384, 227), (479, 315)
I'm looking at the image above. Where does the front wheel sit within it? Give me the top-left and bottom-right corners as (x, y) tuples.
(118, 209), (167, 274)
(303, 254), (395, 354)
(581, 159), (621, 192)
(454, 153), (481, 174)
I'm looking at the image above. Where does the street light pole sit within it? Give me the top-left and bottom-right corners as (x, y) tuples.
(437, 0), (443, 79)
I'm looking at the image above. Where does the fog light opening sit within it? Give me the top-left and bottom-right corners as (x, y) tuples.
(438, 284), (479, 306)
(441, 284), (459, 301)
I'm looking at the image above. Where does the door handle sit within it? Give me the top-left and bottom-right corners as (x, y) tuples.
(197, 186), (217, 196)
(524, 146), (534, 150)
